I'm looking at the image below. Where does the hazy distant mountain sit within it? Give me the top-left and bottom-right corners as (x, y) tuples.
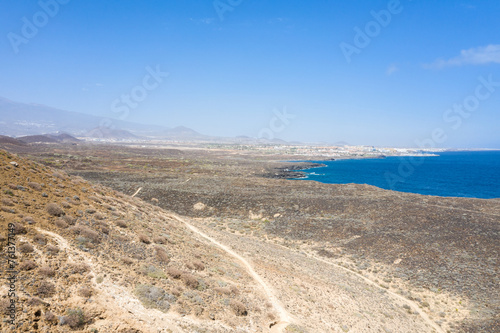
(0, 96), (300, 144)
(18, 133), (81, 144)
(0, 135), (27, 146)
(0, 96), (166, 137)
(86, 127), (139, 140)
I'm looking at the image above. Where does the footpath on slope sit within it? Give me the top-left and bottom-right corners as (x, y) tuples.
(167, 213), (294, 333)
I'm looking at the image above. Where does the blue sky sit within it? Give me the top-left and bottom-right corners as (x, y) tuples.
(1, 0), (499, 147)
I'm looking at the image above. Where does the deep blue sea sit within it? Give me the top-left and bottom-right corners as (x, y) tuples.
(294, 151), (500, 199)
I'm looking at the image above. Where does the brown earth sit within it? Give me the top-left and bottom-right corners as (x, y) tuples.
(2, 142), (499, 332)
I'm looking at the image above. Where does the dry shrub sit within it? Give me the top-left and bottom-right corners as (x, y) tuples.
(94, 212), (105, 220)
(22, 216), (35, 224)
(155, 247), (170, 264)
(46, 203), (64, 217)
(78, 287), (93, 298)
(39, 266), (56, 277)
(12, 222), (26, 235)
(52, 171), (66, 180)
(37, 281), (55, 297)
(138, 233), (151, 244)
(1, 198), (14, 206)
(67, 263), (90, 274)
(44, 311), (57, 322)
(171, 287), (182, 297)
(62, 308), (86, 328)
(230, 300), (248, 316)
(153, 236), (167, 244)
(214, 287), (231, 295)
(19, 242), (34, 253)
(166, 267), (182, 279)
(1, 206), (15, 213)
(19, 260), (37, 271)
(71, 225), (100, 244)
(55, 218), (68, 228)
(88, 195), (101, 203)
(0, 299), (10, 315)
(116, 220), (127, 228)
(46, 244), (59, 254)
(33, 233), (46, 245)
(121, 257), (134, 265)
(181, 273), (199, 289)
(28, 182), (42, 191)
(95, 221), (110, 234)
(192, 259), (205, 271)
(27, 297), (45, 307)
(62, 215), (76, 225)
(229, 285), (239, 295)
(61, 201), (71, 208)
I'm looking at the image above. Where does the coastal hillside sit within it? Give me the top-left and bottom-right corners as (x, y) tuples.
(0, 150), (282, 332)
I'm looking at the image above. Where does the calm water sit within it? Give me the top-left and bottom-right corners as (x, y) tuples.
(294, 151), (500, 199)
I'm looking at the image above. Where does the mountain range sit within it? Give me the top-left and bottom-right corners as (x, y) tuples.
(0, 96), (296, 144)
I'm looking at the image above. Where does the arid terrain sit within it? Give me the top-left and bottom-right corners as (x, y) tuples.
(1, 141), (499, 332)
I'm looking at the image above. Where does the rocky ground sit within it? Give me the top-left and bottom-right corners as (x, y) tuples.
(2, 141), (499, 332)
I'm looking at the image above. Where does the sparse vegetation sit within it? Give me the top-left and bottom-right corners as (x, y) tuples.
(28, 182), (42, 191)
(36, 281), (55, 297)
(62, 308), (86, 328)
(134, 284), (176, 312)
(116, 220), (128, 228)
(155, 246), (170, 264)
(19, 242), (34, 253)
(78, 286), (93, 298)
(230, 300), (248, 316)
(39, 266), (56, 277)
(19, 260), (37, 271)
(139, 233), (151, 244)
(167, 267), (183, 279)
(181, 273), (199, 289)
(46, 203), (64, 216)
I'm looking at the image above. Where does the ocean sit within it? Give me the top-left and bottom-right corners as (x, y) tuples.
(294, 151), (500, 199)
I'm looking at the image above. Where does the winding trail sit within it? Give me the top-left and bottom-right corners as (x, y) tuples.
(168, 213), (293, 332)
(131, 187), (142, 197)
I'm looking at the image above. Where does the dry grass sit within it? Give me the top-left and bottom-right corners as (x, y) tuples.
(19, 242), (34, 253)
(55, 218), (69, 228)
(155, 246), (170, 264)
(62, 308), (86, 328)
(46, 244), (59, 254)
(1, 198), (14, 206)
(66, 263), (90, 274)
(230, 300), (248, 316)
(11, 222), (26, 235)
(78, 287), (93, 298)
(181, 273), (199, 289)
(37, 281), (55, 297)
(39, 266), (56, 277)
(138, 233), (151, 244)
(19, 260), (37, 271)
(28, 182), (42, 191)
(167, 267), (183, 279)
(116, 220), (128, 228)
(46, 203), (64, 216)
(70, 225), (100, 243)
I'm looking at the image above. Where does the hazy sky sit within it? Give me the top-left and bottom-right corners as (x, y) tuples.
(1, 0), (499, 147)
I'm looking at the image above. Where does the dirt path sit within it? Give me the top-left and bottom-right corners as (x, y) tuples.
(168, 213), (293, 332)
(131, 187), (142, 197)
(37, 229), (186, 333)
(307, 253), (445, 333)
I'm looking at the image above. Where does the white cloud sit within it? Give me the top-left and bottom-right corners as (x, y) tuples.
(386, 63), (399, 76)
(425, 44), (500, 69)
